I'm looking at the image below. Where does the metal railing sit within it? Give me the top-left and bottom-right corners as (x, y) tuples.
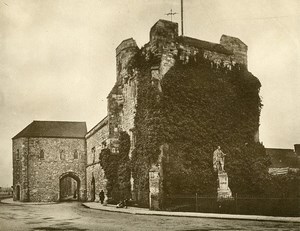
(163, 193), (300, 217)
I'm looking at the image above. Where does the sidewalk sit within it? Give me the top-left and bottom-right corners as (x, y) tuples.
(82, 202), (300, 223)
(0, 198), (56, 205)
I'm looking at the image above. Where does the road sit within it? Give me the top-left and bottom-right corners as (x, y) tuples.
(0, 202), (298, 231)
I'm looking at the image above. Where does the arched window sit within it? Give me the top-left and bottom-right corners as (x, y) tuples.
(16, 149), (20, 160)
(60, 150), (65, 160)
(101, 141), (107, 149)
(74, 150), (78, 159)
(40, 150), (44, 159)
(92, 147), (96, 163)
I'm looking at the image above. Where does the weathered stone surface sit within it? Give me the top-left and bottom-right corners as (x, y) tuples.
(220, 34), (248, 66)
(149, 165), (161, 210)
(217, 172), (233, 200)
(85, 117), (109, 201)
(13, 137), (86, 202)
(86, 162), (106, 201)
(12, 138), (29, 201)
(13, 19), (256, 208)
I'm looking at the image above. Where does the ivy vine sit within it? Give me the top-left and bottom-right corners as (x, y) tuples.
(131, 47), (271, 206)
(99, 131), (131, 201)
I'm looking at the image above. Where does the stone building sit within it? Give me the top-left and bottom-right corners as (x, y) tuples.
(85, 19), (258, 208)
(13, 19), (262, 207)
(85, 117), (108, 201)
(12, 121), (87, 202)
(267, 144), (300, 175)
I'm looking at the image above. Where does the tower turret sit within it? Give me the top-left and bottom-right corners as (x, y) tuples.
(116, 38), (139, 84)
(220, 35), (248, 67)
(150, 20), (178, 48)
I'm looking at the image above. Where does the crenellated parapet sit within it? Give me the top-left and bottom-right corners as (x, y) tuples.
(220, 35), (248, 67)
(139, 20), (249, 94)
(116, 38), (139, 84)
(150, 20), (178, 46)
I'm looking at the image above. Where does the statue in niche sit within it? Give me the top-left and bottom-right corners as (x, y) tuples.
(213, 146), (226, 172)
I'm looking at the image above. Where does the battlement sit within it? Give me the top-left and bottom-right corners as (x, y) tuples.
(116, 38), (139, 84)
(116, 38), (138, 56)
(220, 35), (248, 66)
(114, 20), (249, 86)
(150, 19), (178, 43)
(177, 36), (233, 55)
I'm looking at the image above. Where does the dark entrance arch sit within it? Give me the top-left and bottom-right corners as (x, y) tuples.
(59, 172), (80, 201)
(16, 185), (20, 200)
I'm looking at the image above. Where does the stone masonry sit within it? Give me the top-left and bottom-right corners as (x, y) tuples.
(85, 19), (253, 207)
(13, 19), (257, 207)
(12, 121), (87, 202)
(85, 117), (109, 201)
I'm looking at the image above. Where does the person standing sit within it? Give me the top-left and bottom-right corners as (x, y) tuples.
(99, 190), (105, 204)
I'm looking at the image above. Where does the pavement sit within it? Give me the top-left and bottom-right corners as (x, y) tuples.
(0, 197), (56, 205)
(2, 198), (299, 223)
(82, 201), (300, 223)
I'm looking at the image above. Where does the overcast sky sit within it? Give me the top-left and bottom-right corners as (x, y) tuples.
(0, 0), (299, 187)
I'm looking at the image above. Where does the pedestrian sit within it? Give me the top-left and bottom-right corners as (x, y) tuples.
(124, 198), (128, 209)
(73, 190), (77, 199)
(99, 190), (105, 204)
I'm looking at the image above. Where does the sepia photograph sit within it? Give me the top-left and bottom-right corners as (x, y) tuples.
(0, 0), (299, 230)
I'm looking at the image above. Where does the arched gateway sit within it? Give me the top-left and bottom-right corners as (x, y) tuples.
(59, 172), (81, 201)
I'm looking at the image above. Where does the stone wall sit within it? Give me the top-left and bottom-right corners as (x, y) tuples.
(220, 34), (247, 66)
(85, 118), (109, 201)
(120, 74), (137, 156)
(86, 163), (106, 201)
(26, 137), (86, 202)
(116, 38), (139, 85)
(150, 20), (178, 47)
(86, 118), (109, 165)
(12, 138), (29, 201)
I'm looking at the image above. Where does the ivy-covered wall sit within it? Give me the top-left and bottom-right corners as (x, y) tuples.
(99, 131), (131, 202)
(131, 46), (270, 206)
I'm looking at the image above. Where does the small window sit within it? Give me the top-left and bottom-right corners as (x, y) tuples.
(74, 150), (78, 159)
(60, 150), (65, 160)
(16, 149), (20, 160)
(40, 150), (44, 159)
(102, 141), (107, 149)
(92, 147), (96, 163)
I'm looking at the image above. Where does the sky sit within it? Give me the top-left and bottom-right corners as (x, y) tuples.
(0, 0), (299, 187)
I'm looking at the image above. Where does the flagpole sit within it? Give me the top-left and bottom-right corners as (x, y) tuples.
(181, 0), (184, 36)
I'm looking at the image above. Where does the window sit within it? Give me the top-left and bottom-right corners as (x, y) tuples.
(39, 150), (44, 159)
(101, 141), (107, 149)
(112, 147), (118, 154)
(92, 147), (96, 163)
(60, 150), (65, 160)
(16, 149), (20, 160)
(74, 150), (78, 159)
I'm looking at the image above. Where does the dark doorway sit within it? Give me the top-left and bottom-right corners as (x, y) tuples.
(91, 176), (95, 202)
(16, 185), (20, 200)
(59, 172), (80, 201)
